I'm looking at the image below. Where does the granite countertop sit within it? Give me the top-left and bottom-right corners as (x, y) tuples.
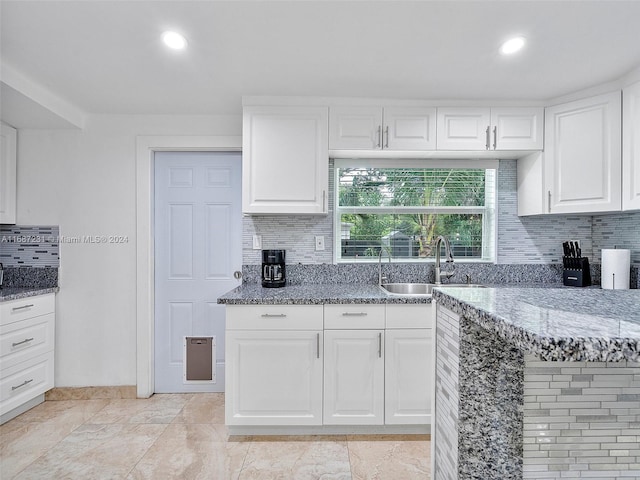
(0, 286), (60, 302)
(433, 286), (640, 362)
(217, 283), (432, 305)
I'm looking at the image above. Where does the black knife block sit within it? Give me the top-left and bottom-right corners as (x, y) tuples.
(563, 256), (591, 287)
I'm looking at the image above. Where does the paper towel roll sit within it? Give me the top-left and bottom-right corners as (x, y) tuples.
(601, 249), (631, 290)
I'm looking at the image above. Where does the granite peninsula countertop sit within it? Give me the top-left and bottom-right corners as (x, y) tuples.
(217, 283), (432, 305)
(0, 286), (59, 302)
(433, 286), (640, 362)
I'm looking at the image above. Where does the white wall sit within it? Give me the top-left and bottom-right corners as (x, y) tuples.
(16, 114), (241, 387)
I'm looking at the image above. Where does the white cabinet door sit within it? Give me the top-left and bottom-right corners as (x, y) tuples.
(545, 92), (622, 214)
(385, 329), (432, 425)
(623, 81), (640, 211)
(329, 106), (382, 150)
(329, 106), (436, 151)
(323, 329), (384, 425)
(384, 107), (437, 151)
(491, 107), (543, 150)
(436, 108), (491, 150)
(225, 330), (323, 426)
(437, 107), (543, 151)
(242, 105), (328, 214)
(0, 123), (17, 224)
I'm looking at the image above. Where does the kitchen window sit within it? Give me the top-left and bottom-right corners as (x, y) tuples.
(334, 159), (497, 263)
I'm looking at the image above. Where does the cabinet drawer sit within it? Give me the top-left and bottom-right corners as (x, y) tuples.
(0, 294), (55, 326)
(324, 304), (385, 329)
(0, 313), (55, 370)
(386, 304), (433, 329)
(0, 351), (54, 415)
(226, 305), (323, 330)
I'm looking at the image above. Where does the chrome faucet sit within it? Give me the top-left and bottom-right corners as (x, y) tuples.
(434, 235), (455, 285)
(378, 246), (392, 286)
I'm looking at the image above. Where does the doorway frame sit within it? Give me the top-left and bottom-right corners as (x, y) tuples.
(135, 135), (242, 398)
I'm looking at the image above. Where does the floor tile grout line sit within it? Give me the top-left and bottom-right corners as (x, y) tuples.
(122, 422), (172, 479)
(6, 412), (90, 480)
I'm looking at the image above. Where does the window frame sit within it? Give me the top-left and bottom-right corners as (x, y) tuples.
(333, 158), (499, 264)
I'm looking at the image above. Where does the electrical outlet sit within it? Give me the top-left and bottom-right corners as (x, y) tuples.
(252, 235), (262, 250)
(315, 236), (325, 251)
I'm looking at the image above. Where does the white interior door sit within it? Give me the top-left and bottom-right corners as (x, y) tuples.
(154, 151), (242, 393)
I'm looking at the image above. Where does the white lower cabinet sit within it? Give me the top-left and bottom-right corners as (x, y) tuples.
(385, 329), (432, 425)
(225, 305), (323, 426)
(323, 329), (385, 425)
(0, 294), (56, 424)
(224, 302), (433, 430)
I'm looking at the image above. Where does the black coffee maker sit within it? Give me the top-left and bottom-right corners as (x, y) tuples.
(262, 249), (286, 288)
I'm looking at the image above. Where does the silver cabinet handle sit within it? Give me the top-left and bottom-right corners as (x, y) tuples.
(493, 126), (497, 149)
(261, 314), (287, 318)
(485, 126), (490, 150)
(341, 312), (367, 316)
(12, 337), (34, 347)
(316, 333), (320, 359)
(322, 190), (326, 213)
(376, 125), (381, 148)
(378, 332), (382, 358)
(12, 304), (34, 311)
(548, 190), (552, 213)
(12, 378), (34, 391)
(384, 125), (389, 148)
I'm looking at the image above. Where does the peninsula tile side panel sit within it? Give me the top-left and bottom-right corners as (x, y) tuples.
(523, 356), (640, 479)
(434, 305), (460, 480)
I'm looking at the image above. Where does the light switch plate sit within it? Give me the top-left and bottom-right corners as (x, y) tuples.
(315, 236), (325, 251)
(252, 235), (262, 250)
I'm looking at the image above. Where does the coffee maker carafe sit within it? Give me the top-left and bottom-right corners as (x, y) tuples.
(262, 249), (286, 288)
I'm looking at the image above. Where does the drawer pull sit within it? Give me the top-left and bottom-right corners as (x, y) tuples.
(341, 312), (368, 317)
(12, 378), (34, 391)
(316, 333), (320, 359)
(261, 314), (287, 318)
(12, 337), (35, 347)
(378, 332), (382, 358)
(12, 304), (35, 311)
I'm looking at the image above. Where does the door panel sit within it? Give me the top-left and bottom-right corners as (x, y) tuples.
(323, 329), (384, 425)
(154, 151), (241, 393)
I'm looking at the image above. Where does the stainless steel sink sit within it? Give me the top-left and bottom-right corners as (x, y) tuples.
(379, 282), (486, 296)
(435, 283), (487, 288)
(379, 283), (435, 296)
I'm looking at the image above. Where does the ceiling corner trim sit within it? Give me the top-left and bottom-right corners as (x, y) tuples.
(1, 62), (87, 129)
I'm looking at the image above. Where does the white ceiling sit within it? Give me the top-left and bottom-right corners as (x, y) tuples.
(2, 0), (640, 127)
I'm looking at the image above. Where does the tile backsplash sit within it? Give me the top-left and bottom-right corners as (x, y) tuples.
(242, 159), (638, 267)
(0, 225), (60, 268)
(592, 212), (640, 264)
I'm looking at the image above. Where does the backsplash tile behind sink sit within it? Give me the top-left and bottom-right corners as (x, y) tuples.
(242, 160), (595, 266)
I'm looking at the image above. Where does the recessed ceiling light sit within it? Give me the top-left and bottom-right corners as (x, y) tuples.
(162, 31), (188, 50)
(500, 36), (526, 55)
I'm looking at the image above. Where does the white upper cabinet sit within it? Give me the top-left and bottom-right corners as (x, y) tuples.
(242, 105), (328, 214)
(436, 108), (491, 150)
(437, 107), (543, 151)
(491, 107), (544, 150)
(329, 106), (436, 151)
(0, 123), (17, 224)
(545, 91), (622, 214)
(623, 81), (640, 211)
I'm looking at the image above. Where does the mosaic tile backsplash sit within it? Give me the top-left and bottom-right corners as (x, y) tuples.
(242, 159), (639, 268)
(0, 225), (60, 267)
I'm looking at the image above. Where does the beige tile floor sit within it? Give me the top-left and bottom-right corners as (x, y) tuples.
(0, 393), (431, 479)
